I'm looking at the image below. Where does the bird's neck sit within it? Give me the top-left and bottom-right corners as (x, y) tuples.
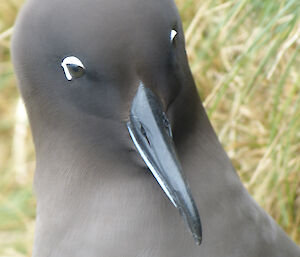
(174, 100), (299, 256)
(30, 90), (299, 257)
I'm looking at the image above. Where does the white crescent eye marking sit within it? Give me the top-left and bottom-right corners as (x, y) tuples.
(170, 29), (178, 42)
(61, 56), (85, 81)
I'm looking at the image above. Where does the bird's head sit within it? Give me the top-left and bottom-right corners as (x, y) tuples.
(12, 0), (202, 244)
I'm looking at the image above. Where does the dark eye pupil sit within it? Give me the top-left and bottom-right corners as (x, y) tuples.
(172, 35), (178, 47)
(171, 29), (178, 47)
(67, 64), (85, 78)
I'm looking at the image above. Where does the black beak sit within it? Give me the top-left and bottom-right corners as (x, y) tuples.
(127, 83), (202, 245)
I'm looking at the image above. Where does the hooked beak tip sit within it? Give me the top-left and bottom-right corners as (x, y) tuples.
(193, 232), (202, 245)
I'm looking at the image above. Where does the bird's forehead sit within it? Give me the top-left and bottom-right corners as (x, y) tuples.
(37, 0), (179, 59)
(49, 0), (178, 37)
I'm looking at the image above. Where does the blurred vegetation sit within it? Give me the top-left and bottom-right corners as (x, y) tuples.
(0, 0), (299, 256)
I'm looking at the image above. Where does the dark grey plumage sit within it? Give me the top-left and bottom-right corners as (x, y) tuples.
(12, 0), (300, 256)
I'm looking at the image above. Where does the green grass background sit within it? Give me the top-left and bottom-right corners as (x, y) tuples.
(0, 0), (299, 256)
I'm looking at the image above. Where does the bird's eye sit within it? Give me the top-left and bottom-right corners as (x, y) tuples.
(170, 29), (178, 44)
(61, 56), (86, 81)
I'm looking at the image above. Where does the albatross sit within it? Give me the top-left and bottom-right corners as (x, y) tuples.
(12, 0), (300, 256)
